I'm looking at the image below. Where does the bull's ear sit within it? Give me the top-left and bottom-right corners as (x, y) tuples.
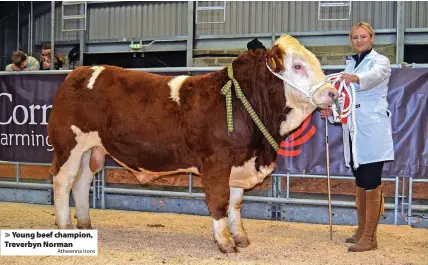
(267, 45), (285, 73)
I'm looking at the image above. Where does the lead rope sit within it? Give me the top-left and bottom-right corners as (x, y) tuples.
(327, 74), (359, 169)
(221, 66), (279, 151)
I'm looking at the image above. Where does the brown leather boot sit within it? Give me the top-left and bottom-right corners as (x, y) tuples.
(345, 186), (366, 243)
(348, 186), (384, 252)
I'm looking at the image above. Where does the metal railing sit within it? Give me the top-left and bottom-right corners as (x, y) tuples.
(1, 160), (427, 226)
(1, 63), (424, 76)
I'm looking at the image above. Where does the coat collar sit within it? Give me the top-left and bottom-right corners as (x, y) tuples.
(352, 48), (372, 68)
(351, 49), (378, 73)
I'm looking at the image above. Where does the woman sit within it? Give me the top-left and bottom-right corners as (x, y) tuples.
(321, 22), (394, 252)
(5, 50), (40, 71)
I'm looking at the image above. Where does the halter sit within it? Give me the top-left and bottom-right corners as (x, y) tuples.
(266, 61), (335, 106)
(265, 62), (360, 169)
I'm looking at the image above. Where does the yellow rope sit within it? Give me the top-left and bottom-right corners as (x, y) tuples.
(221, 65), (279, 151)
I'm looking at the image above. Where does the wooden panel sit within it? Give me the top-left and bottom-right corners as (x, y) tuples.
(288, 178), (428, 199)
(21, 165), (51, 180)
(106, 169), (204, 187)
(0, 164), (51, 180)
(0, 164), (16, 178)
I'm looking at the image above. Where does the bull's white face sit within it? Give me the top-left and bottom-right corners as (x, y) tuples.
(273, 35), (338, 136)
(276, 35), (337, 109)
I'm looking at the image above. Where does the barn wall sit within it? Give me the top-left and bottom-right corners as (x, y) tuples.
(33, 2), (188, 43)
(195, 1), (397, 36)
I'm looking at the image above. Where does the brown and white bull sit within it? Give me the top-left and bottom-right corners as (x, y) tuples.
(47, 35), (337, 253)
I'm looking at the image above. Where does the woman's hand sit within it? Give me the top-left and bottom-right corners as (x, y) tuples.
(43, 61), (51, 69)
(320, 108), (333, 119)
(12, 64), (21, 71)
(340, 73), (359, 85)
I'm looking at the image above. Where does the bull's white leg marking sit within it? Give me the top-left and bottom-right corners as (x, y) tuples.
(87, 66), (105, 89)
(168, 75), (189, 105)
(228, 187), (250, 247)
(54, 125), (102, 229)
(53, 169), (76, 229)
(72, 150), (94, 229)
(229, 157), (276, 189)
(212, 218), (236, 252)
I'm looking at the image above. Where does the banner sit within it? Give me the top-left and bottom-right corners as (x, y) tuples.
(0, 69), (427, 177)
(0, 75), (65, 163)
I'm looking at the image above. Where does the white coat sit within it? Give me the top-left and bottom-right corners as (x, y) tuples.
(335, 49), (395, 168)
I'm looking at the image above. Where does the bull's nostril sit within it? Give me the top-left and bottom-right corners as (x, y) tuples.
(329, 92), (336, 99)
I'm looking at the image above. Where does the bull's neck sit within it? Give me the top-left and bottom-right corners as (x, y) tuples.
(229, 65), (286, 143)
(279, 85), (317, 136)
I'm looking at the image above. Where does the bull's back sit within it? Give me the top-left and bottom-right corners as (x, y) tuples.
(49, 66), (174, 132)
(48, 66), (200, 172)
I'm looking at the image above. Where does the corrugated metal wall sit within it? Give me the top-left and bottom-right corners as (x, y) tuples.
(33, 5), (79, 43)
(405, 1), (428, 28)
(276, 1), (396, 33)
(196, 1), (397, 36)
(34, 2), (187, 43)
(88, 2), (187, 40)
(15, 1), (428, 46)
(195, 1), (271, 36)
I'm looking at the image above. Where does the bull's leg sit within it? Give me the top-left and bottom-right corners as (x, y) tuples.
(72, 150), (94, 229)
(228, 187), (250, 247)
(72, 146), (105, 229)
(54, 127), (102, 229)
(53, 149), (86, 229)
(201, 164), (237, 253)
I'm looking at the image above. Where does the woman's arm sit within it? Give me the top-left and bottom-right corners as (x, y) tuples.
(5, 64), (14, 72)
(355, 55), (391, 91)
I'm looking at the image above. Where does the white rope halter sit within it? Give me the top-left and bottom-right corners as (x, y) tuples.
(266, 62), (333, 106)
(266, 62), (360, 169)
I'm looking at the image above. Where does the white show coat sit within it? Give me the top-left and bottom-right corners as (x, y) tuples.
(337, 49), (395, 168)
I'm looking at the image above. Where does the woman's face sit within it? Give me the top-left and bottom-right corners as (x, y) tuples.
(350, 27), (373, 54)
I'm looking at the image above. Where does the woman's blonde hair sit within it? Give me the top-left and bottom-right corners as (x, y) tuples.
(349, 22), (375, 39)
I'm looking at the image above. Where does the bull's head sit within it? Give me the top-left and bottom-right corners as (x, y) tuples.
(266, 35), (338, 136)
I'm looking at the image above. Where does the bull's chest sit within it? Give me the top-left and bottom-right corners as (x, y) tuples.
(229, 157), (276, 189)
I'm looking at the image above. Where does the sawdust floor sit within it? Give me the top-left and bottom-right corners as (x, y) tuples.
(0, 202), (427, 265)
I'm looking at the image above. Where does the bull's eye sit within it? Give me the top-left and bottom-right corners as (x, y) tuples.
(294, 64), (302, 69)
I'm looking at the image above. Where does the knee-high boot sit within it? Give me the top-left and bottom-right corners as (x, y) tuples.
(345, 186), (366, 243)
(348, 185), (384, 252)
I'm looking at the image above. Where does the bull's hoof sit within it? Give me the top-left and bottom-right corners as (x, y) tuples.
(234, 236), (250, 248)
(77, 223), (93, 229)
(55, 221), (74, 229)
(56, 224), (74, 229)
(218, 244), (239, 254)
